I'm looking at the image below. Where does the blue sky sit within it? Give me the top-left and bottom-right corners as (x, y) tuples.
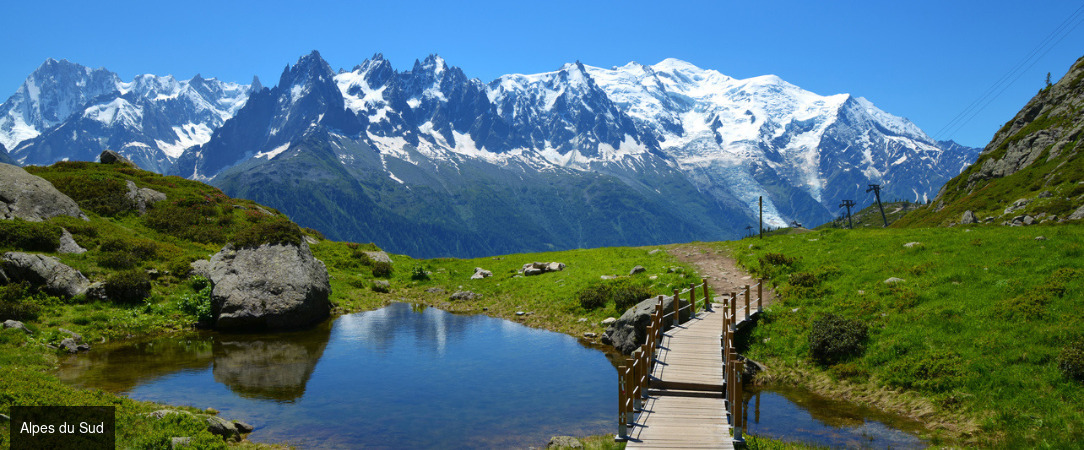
(3, 0), (1082, 148)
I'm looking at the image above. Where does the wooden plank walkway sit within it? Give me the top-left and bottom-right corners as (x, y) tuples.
(626, 302), (739, 449)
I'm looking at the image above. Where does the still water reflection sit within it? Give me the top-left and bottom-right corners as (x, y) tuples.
(744, 386), (929, 449)
(58, 303), (616, 448)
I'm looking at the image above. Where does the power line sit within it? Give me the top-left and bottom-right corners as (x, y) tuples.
(934, 2), (1084, 141)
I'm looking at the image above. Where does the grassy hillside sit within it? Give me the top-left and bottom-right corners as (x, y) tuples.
(718, 225), (1084, 447)
(897, 55), (1084, 227)
(1, 161), (700, 448)
(816, 201), (922, 230)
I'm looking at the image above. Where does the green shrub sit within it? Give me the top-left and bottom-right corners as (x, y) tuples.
(371, 280), (391, 293)
(788, 271), (819, 288)
(0, 282), (43, 321)
(371, 261), (393, 278)
(231, 219), (302, 249)
(1059, 340), (1084, 382)
(46, 174), (135, 216)
(105, 269), (152, 303)
(144, 199), (227, 243)
(0, 219), (63, 252)
(177, 277), (213, 326)
(96, 237), (159, 269)
(885, 349), (967, 393)
(578, 279), (654, 311)
(808, 313), (868, 366)
(410, 266), (430, 281)
(761, 253), (796, 267)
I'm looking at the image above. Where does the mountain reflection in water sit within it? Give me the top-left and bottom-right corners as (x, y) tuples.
(58, 303), (615, 448)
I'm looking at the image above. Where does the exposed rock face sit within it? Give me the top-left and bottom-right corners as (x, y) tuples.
(125, 180), (167, 214)
(965, 57), (1084, 188)
(98, 150), (137, 167)
(204, 241), (331, 331)
(0, 163), (87, 222)
(57, 229), (86, 254)
(362, 251), (392, 264)
(601, 295), (690, 355)
(1, 251), (89, 298)
(521, 262), (565, 276)
(961, 210), (977, 225)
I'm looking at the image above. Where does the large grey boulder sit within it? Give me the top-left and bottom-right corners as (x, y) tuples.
(125, 180), (167, 214)
(98, 150), (137, 167)
(204, 241), (331, 331)
(1, 252), (89, 298)
(362, 251), (392, 264)
(57, 229), (87, 254)
(601, 295), (691, 355)
(1069, 204), (1084, 221)
(0, 163), (86, 222)
(960, 210), (977, 225)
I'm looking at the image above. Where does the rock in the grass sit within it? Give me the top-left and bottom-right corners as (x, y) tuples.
(583, 332), (597, 338)
(58, 338), (83, 353)
(1004, 198), (1031, 215)
(125, 180), (167, 215)
(903, 242), (922, 248)
(146, 410), (250, 441)
(58, 328), (83, 344)
(1035, 236), (1047, 241)
(602, 295), (690, 355)
(648, 249), (662, 255)
(521, 261), (564, 276)
(960, 210), (977, 225)
(884, 277), (906, 284)
(98, 150), (137, 167)
(515, 311), (526, 316)
(547, 435), (583, 448)
(203, 241), (331, 331)
(629, 265), (646, 275)
(1, 251), (89, 298)
(362, 251), (393, 264)
(601, 317), (617, 325)
(0, 163), (87, 222)
(449, 290), (478, 301)
(425, 287), (446, 294)
(3, 320), (31, 334)
(471, 267), (493, 279)
(524, 267), (544, 276)
(1069, 204), (1084, 220)
(56, 229), (87, 254)
(546, 262), (565, 272)
(372, 280), (390, 292)
(1023, 215), (1036, 225)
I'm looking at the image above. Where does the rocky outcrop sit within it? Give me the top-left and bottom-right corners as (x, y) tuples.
(57, 229), (87, 254)
(125, 180), (167, 214)
(203, 241), (331, 331)
(1, 251), (89, 298)
(961, 210), (977, 225)
(521, 262), (565, 276)
(601, 295), (690, 355)
(98, 150), (137, 167)
(0, 163), (87, 222)
(470, 267), (492, 279)
(362, 251), (392, 264)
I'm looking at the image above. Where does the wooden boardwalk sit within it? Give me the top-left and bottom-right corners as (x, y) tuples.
(626, 305), (731, 448)
(619, 283), (763, 449)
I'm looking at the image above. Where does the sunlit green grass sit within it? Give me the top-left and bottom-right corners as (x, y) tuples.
(719, 225), (1084, 447)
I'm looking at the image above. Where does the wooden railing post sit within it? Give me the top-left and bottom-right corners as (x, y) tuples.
(618, 365), (628, 440)
(702, 279), (711, 312)
(672, 290), (680, 327)
(734, 360), (745, 443)
(758, 279), (764, 312)
(730, 292), (737, 329)
(744, 285), (751, 320)
(689, 283), (697, 316)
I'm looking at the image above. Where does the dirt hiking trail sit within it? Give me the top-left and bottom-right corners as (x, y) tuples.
(666, 243), (775, 308)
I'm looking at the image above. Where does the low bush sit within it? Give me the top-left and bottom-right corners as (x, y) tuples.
(0, 282), (43, 321)
(578, 279), (654, 311)
(808, 313), (868, 366)
(104, 269), (152, 304)
(410, 266), (430, 281)
(1059, 339), (1084, 382)
(143, 199), (227, 244)
(231, 219), (302, 249)
(0, 219), (63, 252)
(177, 276), (213, 326)
(47, 174), (135, 216)
(371, 261), (393, 278)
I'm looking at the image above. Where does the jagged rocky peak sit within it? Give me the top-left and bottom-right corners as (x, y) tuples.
(278, 50), (336, 90)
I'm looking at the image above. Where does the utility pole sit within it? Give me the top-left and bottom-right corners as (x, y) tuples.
(839, 200), (856, 229)
(759, 196), (763, 239)
(866, 184), (888, 227)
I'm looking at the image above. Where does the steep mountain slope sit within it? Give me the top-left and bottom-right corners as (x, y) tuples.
(896, 55), (1084, 227)
(0, 143), (13, 165)
(584, 60), (980, 227)
(2, 59), (252, 172)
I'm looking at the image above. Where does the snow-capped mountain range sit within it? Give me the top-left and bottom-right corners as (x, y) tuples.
(1, 52), (980, 257)
(1, 58), (255, 172)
